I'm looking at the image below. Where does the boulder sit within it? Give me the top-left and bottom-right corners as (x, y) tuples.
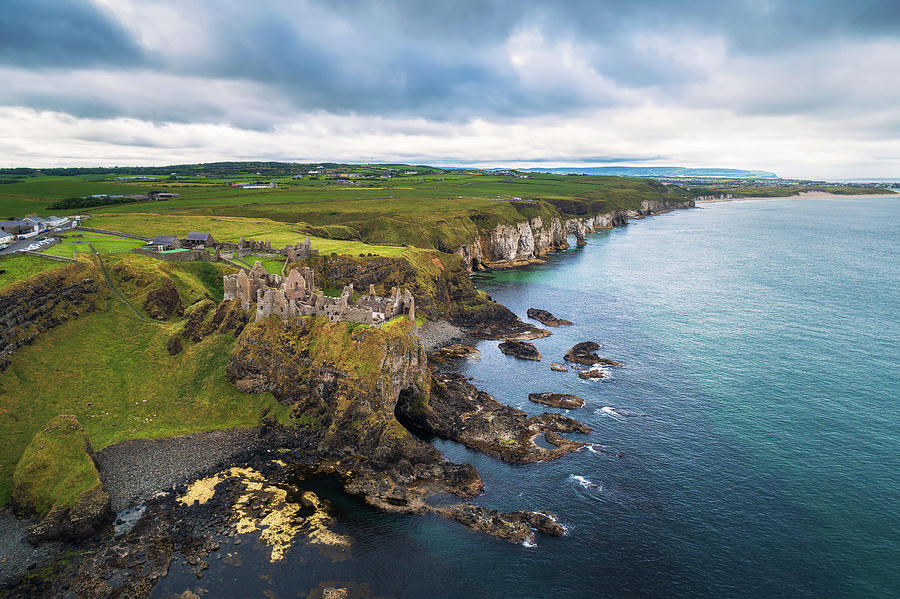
(528, 393), (584, 409)
(550, 363), (568, 372)
(526, 308), (573, 327)
(498, 340), (541, 361)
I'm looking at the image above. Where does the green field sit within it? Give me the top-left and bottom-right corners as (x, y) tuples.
(42, 233), (146, 258)
(0, 167), (700, 252)
(82, 213), (411, 257)
(242, 256), (288, 275)
(0, 254), (65, 290)
(4, 165), (887, 255)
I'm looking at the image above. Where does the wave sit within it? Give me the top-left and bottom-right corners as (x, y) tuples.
(597, 406), (626, 421)
(586, 443), (613, 454)
(596, 406), (646, 421)
(569, 474), (600, 490)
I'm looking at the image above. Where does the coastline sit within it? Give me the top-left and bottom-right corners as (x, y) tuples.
(696, 190), (897, 203)
(0, 202), (697, 595)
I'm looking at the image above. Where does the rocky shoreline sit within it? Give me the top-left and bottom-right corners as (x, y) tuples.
(0, 200), (696, 598)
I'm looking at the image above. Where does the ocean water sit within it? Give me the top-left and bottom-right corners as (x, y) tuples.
(153, 196), (900, 599)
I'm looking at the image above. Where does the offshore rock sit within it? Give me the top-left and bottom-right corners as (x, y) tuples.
(436, 504), (565, 544)
(564, 341), (624, 367)
(578, 369), (605, 380)
(526, 308), (573, 327)
(498, 339), (541, 361)
(550, 363), (568, 372)
(528, 393), (584, 409)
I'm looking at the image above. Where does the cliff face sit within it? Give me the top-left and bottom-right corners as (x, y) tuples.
(455, 199), (695, 269)
(227, 315), (481, 509)
(457, 215), (569, 269)
(0, 263), (103, 371)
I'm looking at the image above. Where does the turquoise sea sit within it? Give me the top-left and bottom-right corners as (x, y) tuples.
(154, 195), (900, 598)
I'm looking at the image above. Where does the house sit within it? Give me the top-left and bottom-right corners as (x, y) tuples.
(43, 215), (69, 228)
(232, 182), (277, 189)
(0, 220), (39, 235)
(150, 235), (180, 251)
(183, 232), (214, 248)
(147, 191), (178, 200)
(23, 216), (48, 230)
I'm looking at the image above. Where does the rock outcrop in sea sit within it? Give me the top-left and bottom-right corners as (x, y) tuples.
(527, 308), (573, 327)
(564, 341), (624, 367)
(528, 392), (585, 409)
(498, 339), (542, 361)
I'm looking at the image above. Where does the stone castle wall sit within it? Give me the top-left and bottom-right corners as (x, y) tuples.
(224, 262), (414, 327)
(236, 236), (320, 261)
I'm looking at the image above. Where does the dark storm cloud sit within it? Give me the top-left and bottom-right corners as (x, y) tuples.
(1, 0), (899, 124)
(0, 0), (143, 67)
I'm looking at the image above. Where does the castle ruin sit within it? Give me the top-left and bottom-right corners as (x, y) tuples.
(223, 261), (414, 327)
(235, 236), (319, 260)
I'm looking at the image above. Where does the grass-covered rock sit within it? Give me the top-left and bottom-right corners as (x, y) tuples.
(12, 414), (112, 541)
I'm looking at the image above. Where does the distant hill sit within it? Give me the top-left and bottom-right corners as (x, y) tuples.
(522, 166), (778, 179)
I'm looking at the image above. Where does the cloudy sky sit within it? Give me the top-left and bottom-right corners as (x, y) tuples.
(1, 0), (899, 178)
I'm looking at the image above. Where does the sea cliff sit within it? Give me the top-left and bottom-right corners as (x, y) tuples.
(456, 199), (695, 269)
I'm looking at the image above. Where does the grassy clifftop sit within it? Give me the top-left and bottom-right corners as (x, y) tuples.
(12, 415), (101, 515)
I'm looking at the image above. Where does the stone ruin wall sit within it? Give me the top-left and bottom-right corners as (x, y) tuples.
(223, 262), (414, 328)
(228, 236), (321, 260)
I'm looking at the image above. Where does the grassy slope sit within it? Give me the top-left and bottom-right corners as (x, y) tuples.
(0, 254), (65, 290)
(0, 263), (290, 507)
(12, 415), (101, 514)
